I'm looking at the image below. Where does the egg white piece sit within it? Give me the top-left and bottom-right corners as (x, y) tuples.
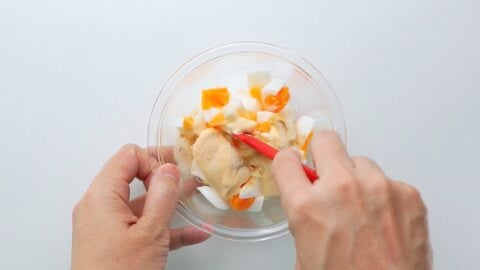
(202, 108), (221, 122)
(256, 111), (274, 123)
(223, 96), (244, 118)
(239, 179), (262, 199)
(247, 196), (264, 212)
(197, 186), (230, 210)
(296, 115), (315, 142)
(247, 71), (271, 88)
(190, 158), (206, 180)
(257, 125), (280, 142)
(235, 93), (261, 111)
(261, 78), (286, 99)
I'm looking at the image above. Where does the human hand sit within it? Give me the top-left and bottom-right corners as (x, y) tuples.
(71, 144), (210, 270)
(272, 131), (431, 270)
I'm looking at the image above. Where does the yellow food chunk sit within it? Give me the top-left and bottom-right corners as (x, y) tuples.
(264, 87), (290, 113)
(207, 113), (226, 127)
(230, 194), (255, 211)
(240, 111), (257, 121)
(249, 87), (263, 108)
(301, 131), (313, 152)
(254, 122), (271, 133)
(182, 116), (195, 129)
(201, 87), (230, 110)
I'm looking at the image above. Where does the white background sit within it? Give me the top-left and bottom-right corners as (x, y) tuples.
(1, 0), (479, 269)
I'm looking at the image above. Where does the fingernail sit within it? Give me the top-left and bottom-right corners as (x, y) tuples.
(154, 163), (179, 181)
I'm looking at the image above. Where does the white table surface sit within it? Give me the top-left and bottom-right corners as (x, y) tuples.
(1, 0), (479, 269)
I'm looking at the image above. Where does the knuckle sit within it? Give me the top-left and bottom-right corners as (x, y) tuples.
(400, 183), (428, 216)
(370, 177), (391, 196)
(118, 143), (140, 158)
(288, 193), (312, 219)
(351, 155), (370, 165)
(404, 184), (422, 203)
(136, 223), (169, 242)
(329, 168), (357, 194)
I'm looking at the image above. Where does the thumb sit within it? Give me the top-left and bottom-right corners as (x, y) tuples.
(138, 163), (180, 230)
(272, 148), (310, 201)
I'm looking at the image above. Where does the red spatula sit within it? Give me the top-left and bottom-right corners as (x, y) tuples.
(233, 133), (318, 182)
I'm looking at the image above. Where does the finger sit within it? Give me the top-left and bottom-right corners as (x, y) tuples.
(311, 131), (353, 179)
(91, 144), (152, 202)
(137, 164), (180, 230)
(146, 146), (175, 165)
(169, 226), (210, 250)
(272, 148), (311, 199)
(129, 194), (147, 217)
(179, 176), (203, 199)
(391, 180), (428, 217)
(143, 146), (175, 190)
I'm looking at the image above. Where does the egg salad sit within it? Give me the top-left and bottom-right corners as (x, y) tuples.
(172, 71), (329, 211)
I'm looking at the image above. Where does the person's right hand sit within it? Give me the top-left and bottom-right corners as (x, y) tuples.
(272, 131), (431, 270)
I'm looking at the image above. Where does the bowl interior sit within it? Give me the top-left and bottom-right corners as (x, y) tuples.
(148, 43), (345, 241)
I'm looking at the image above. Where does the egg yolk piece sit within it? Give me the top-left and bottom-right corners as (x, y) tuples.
(207, 113), (226, 127)
(202, 88), (230, 110)
(230, 194), (255, 211)
(249, 87), (263, 108)
(183, 116), (195, 129)
(264, 87), (290, 113)
(240, 111), (257, 121)
(254, 122), (271, 133)
(301, 131), (313, 151)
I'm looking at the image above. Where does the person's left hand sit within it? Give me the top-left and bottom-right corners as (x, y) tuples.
(71, 144), (210, 270)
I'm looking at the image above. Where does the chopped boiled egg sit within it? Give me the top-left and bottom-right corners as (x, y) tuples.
(201, 87), (230, 110)
(296, 115), (315, 152)
(247, 71), (271, 89)
(239, 110), (257, 121)
(254, 122), (271, 133)
(222, 96), (244, 119)
(247, 196), (264, 212)
(229, 194), (255, 211)
(260, 79), (290, 112)
(168, 115), (195, 131)
(203, 108), (226, 126)
(236, 93), (262, 111)
(197, 186), (230, 210)
(183, 116), (195, 129)
(256, 111), (274, 123)
(203, 108), (220, 122)
(208, 113), (226, 127)
(239, 178), (262, 199)
(261, 78), (286, 99)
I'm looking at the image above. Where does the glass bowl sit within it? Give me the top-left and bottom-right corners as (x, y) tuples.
(148, 42), (346, 241)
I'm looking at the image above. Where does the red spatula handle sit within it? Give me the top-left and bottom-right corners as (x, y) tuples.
(233, 133), (319, 182)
